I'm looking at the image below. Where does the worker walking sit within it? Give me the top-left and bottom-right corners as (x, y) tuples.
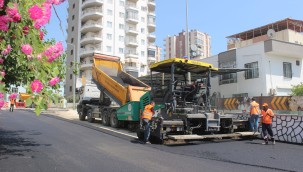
(260, 103), (275, 145)
(249, 98), (260, 133)
(141, 101), (155, 144)
(10, 98), (15, 112)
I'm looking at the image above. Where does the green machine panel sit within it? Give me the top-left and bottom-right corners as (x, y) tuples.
(117, 101), (140, 121)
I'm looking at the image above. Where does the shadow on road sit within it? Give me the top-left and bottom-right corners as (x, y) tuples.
(0, 129), (51, 160)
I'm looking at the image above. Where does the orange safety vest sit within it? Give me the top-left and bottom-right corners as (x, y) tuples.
(141, 104), (154, 120)
(261, 109), (274, 124)
(250, 101), (260, 115)
(10, 99), (15, 105)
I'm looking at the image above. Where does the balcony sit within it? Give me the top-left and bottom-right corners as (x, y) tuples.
(126, 2), (138, 11)
(80, 62), (93, 70)
(80, 34), (102, 46)
(82, 0), (103, 9)
(126, 28), (138, 35)
(126, 39), (139, 47)
(147, 56), (156, 62)
(124, 66), (138, 72)
(264, 39), (303, 58)
(148, 0), (155, 11)
(147, 33), (156, 42)
(81, 21), (102, 33)
(80, 48), (102, 57)
(148, 43), (156, 49)
(127, 0), (138, 2)
(81, 8), (103, 22)
(125, 52), (139, 59)
(126, 15), (139, 24)
(147, 17), (156, 32)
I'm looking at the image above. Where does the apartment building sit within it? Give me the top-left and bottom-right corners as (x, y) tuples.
(202, 18), (303, 98)
(164, 29), (211, 60)
(64, 0), (157, 100)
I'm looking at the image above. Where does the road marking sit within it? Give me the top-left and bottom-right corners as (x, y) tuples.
(95, 125), (138, 138)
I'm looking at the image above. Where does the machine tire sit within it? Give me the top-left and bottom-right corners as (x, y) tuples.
(110, 110), (119, 128)
(102, 111), (110, 126)
(136, 129), (144, 141)
(87, 109), (95, 123)
(78, 110), (85, 121)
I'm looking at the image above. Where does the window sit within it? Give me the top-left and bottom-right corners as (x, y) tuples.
(71, 38), (74, 43)
(70, 49), (73, 55)
(106, 46), (112, 52)
(141, 28), (145, 34)
(72, 15), (74, 20)
(106, 33), (112, 40)
(283, 62), (292, 78)
(119, 36), (124, 42)
(141, 51), (145, 56)
(141, 17), (145, 22)
(72, 26), (74, 31)
(141, 39), (145, 45)
(73, 3), (75, 8)
(107, 0), (113, 4)
(119, 0), (125, 6)
(119, 12), (125, 18)
(119, 24), (124, 29)
(70, 74), (72, 80)
(69, 86), (72, 92)
(119, 48), (124, 54)
(107, 21), (112, 28)
(141, 6), (147, 11)
(107, 9), (113, 15)
(11, 87), (18, 93)
(245, 61), (259, 79)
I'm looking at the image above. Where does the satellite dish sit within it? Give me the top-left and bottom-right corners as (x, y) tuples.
(267, 29), (275, 39)
(190, 44), (197, 51)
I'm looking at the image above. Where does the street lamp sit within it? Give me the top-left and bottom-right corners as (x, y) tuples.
(67, 43), (76, 109)
(186, 0), (191, 83)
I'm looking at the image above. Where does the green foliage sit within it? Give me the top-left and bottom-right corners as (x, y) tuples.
(291, 83), (303, 96)
(0, 1), (66, 115)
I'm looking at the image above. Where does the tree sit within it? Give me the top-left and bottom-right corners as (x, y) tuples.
(0, 0), (66, 114)
(291, 83), (303, 96)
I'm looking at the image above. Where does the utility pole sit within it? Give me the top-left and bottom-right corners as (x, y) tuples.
(67, 43), (76, 109)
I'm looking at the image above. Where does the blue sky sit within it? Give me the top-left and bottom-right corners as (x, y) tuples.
(46, 0), (303, 55)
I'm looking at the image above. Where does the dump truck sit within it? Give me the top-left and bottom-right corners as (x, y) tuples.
(77, 54), (256, 144)
(77, 54), (152, 129)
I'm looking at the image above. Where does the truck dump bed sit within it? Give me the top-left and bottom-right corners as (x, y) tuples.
(92, 53), (151, 106)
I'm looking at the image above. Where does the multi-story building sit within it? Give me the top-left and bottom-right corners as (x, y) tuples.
(202, 18), (303, 97)
(164, 29), (211, 60)
(64, 0), (157, 100)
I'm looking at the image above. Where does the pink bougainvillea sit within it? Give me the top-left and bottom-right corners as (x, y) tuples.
(1, 71), (5, 77)
(0, 92), (4, 99)
(46, 0), (65, 5)
(0, 0), (4, 9)
(6, 3), (21, 22)
(29, 3), (52, 29)
(21, 44), (33, 55)
(1, 44), (11, 55)
(0, 100), (4, 108)
(28, 5), (43, 21)
(23, 26), (29, 35)
(39, 30), (44, 40)
(0, 58), (3, 64)
(9, 93), (17, 99)
(43, 42), (64, 62)
(31, 79), (43, 93)
(0, 15), (10, 31)
(49, 77), (60, 86)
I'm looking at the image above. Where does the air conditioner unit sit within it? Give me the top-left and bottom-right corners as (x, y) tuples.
(269, 88), (276, 96)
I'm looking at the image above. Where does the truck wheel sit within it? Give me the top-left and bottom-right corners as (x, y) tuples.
(79, 110), (85, 121)
(102, 112), (110, 126)
(110, 110), (119, 128)
(87, 109), (95, 123)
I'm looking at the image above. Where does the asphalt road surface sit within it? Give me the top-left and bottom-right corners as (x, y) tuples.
(0, 109), (302, 172)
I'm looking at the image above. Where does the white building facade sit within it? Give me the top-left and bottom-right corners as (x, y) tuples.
(65, 0), (157, 99)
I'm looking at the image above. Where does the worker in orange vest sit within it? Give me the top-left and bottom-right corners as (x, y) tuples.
(249, 98), (261, 133)
(10, 98), (15, 112)
(260, 103), (275, 145)
(141, 101), (155, 144)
